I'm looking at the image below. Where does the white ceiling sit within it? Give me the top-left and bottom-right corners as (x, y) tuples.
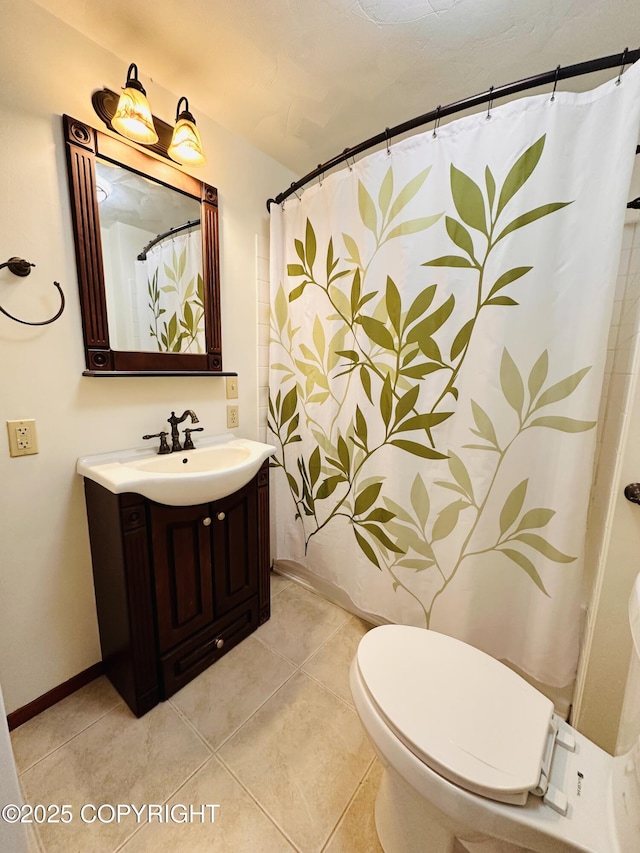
(32, 0), (640, 176)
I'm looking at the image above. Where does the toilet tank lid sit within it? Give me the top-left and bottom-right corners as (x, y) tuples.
(356, 625), (554, 800)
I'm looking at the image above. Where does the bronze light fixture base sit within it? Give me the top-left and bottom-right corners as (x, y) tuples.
(92, 88), (175, 163)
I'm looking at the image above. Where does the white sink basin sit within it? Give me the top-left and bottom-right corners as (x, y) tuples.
(77, 434), (276, 506)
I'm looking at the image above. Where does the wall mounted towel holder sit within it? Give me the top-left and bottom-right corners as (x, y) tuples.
(0, 257), (65, 326)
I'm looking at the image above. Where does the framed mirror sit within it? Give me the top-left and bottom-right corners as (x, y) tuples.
(63, 115), (224, 375)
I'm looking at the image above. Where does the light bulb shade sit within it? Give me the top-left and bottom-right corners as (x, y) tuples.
(111, 86), (158, 145)
(168, 115), (206, 166)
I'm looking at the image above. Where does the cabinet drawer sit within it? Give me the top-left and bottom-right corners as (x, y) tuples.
(161, 598), (259, 697)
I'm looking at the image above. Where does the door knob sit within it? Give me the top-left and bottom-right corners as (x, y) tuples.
(624, 484), (640, 505)
(202, 517), (212, 526)
(215, 638), (224, 649)
(217, 512), (226, 521)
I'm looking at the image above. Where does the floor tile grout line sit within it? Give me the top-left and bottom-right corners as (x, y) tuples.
(16, 701), (125, 778)
(167, 698), (217, 755)
(17, 777), (45, 852)
(169, 633), (303, 754)
(112, 752), (219, 853)
(210, 666), (302, 753)
(212, 670), (371, 853)
(252, 635), (305, 669)
(112, 820), (146, 853)
(13, 695), (124, 771)
(254, 607), (354, 673)
(21, 705), (213, 853)
(319, 756), (378, 853)
(252, 634), (304, 669)
(299, 669), (357, 713)
(29, 820), (45, 853)
(300, 615), (363, 670)
(213, 750), (305, 853)
(36, 751), (216, 853)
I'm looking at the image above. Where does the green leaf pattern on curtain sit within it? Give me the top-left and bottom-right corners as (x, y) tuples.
(147, 241), (205, 353)
(269, 135), (592, 626)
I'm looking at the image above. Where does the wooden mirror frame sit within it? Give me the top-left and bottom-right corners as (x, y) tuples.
(63, 115), (223, 375)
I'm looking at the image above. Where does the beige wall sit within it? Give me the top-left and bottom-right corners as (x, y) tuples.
(0, 0), (294, 714)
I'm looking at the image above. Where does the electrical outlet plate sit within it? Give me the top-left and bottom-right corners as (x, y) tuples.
(7, 419), (38, 457)
(226, 405), (239, 429)
(225, 376), (239, 399)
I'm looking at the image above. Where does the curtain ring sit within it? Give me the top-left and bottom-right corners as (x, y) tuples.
(385, 127), (391, 156)
(617, 47), (629, 85)
(550, 65), (561, 102)
(432, 106), (441, 139)
(486, 86), (494, 121)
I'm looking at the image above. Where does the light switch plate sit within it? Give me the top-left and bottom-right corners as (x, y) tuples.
(225, 376), (238, 399)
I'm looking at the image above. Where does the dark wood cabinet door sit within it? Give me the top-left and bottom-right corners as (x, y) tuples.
(212, 480), (258, 617)
(150, 502), (214, 652)
(85, 469), (270, 717)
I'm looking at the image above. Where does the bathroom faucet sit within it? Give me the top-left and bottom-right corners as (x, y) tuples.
(167, 410), (199, 452)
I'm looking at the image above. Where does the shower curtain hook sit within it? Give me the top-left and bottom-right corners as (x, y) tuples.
(617, 47), (629, 85)
(486, 86), (494, 121)
(385, 127), (391, 156)
(432, 106), (441, 139)
(317, 165), (324, 187)
(290, 182), (302, 202)
(343, 148), (355, 171)
(550, 65), (561, 102)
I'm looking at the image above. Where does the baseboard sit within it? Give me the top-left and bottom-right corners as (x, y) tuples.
(6, 662), (104, 731)
(273, 559), (387, 627)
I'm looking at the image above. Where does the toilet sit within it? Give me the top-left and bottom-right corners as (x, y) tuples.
(350, 576), (640, 853)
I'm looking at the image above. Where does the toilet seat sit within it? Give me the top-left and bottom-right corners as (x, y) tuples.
(356, 625), (556, 805)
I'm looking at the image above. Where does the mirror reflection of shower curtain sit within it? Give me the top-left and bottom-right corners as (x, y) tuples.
(269, 62), (640, 692)
(135, 228), (204, 353)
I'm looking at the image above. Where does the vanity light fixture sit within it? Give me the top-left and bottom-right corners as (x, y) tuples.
(92, 67), (206, 167)
(167, 97), (206, 166)
(110, 63), (158, 145)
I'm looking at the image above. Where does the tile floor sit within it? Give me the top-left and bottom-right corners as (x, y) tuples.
(10, 574), (384, 853)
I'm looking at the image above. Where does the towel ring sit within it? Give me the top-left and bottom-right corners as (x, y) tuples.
(0, 257), (65, 326)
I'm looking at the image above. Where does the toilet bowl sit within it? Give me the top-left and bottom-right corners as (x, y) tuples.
(350, 577), (640, 853)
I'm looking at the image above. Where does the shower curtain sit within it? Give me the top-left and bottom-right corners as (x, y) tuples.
(269, 64), (640, 689)
(135, 228), (204, 353)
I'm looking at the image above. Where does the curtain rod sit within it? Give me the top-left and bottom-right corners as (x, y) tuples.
(137, 219), (201, 261)
(267, 48), (640, 211)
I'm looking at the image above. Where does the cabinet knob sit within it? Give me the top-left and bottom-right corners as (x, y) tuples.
(217, 512), (226, 521)
(215, 638), (224, 649)
(202, 517), (212, 526)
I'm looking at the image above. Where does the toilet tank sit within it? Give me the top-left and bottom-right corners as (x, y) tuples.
(615, 573), (640, 756)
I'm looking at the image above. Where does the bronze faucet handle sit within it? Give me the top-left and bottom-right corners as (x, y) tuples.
(142, 431), (171, 454)
(183, 427), (204, 450)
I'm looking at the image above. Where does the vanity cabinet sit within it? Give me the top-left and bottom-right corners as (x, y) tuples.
(83, 461), (270, 717)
